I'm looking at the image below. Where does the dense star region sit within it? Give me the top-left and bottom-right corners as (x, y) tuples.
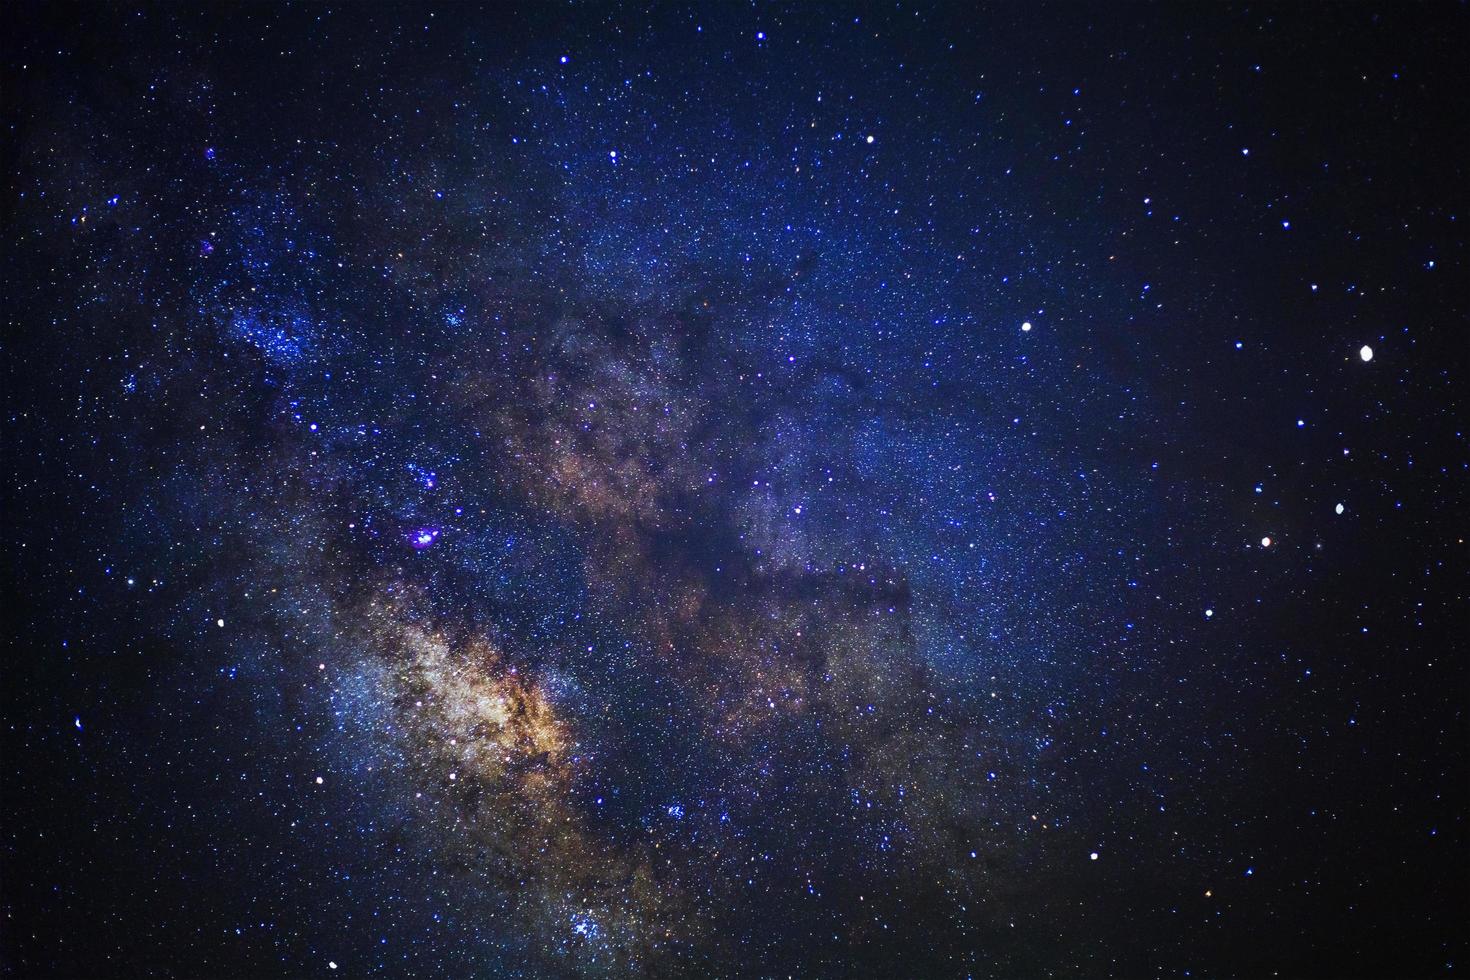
(3, 4), (1467, 978)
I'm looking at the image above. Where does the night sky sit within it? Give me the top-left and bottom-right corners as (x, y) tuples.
(3, 4), (1467, 978)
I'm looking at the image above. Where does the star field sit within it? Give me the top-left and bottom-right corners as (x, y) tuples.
(3, 4), (1467, 978)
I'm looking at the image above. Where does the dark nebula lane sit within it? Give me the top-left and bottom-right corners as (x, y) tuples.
(3, 4), (1466, 978)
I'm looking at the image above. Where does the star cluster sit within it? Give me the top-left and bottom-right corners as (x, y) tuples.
(3, 4), (1466, 978)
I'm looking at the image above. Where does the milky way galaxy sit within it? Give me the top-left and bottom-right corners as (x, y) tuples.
(4, 5), (1467, 979)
